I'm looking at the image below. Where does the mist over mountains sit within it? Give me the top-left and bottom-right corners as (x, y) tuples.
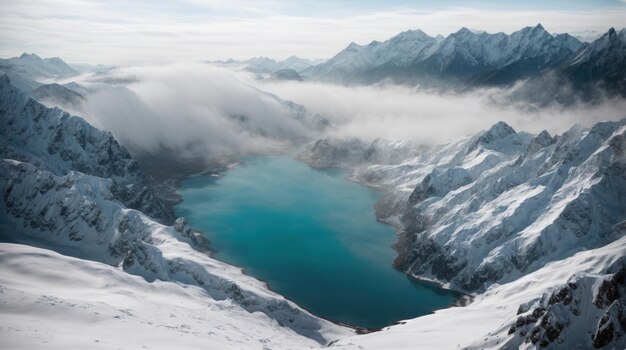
(217, 24), (626, 106)
(2, 23), (625, 179)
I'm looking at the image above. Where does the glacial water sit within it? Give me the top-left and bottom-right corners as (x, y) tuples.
(175, 155), (460, 329)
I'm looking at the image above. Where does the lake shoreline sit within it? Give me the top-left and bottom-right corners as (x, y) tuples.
(169, 154), (468, 331)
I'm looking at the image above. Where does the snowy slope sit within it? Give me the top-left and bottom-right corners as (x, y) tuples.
(0, 243), (336, 350)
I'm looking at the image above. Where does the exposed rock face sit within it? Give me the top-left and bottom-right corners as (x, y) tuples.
(503, 266), (626, 349)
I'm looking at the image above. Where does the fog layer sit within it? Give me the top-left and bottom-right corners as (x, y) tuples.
(75, 63), (316, 164)
(257, 80), (626, 144)
(52, 63), (626, 174)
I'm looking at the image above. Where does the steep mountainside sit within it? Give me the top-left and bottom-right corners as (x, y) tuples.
(303, 120), (626, 293)
(558, 28), (626, 97)
(0, 75), (172, 223)
(302, 119), (626, 348)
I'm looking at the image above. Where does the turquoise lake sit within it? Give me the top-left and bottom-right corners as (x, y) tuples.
(175, 155), (460, 329)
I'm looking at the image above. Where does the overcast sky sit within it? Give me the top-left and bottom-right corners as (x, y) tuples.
(1, 0), (625, 65)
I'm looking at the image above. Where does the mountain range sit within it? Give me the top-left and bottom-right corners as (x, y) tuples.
(213, 55), (324, 75)
(300, 118), (626, 349)
(300, 24), (626, 100)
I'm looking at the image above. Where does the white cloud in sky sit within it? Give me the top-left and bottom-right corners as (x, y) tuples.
(0, 1), (625, 64)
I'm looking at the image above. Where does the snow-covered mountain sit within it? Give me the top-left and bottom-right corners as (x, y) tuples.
(302, 24), (626, 99)
(504, 27), (626, 105)
(0, 75), (172, 223)
(558, 28), (626, 96)
(0, 74), (351, 348)
(300, 119), (626, 348)
(303, 24), (583, 86)
(0, 53), (77, 81)
(213, 55), (323, 74)
(2, 47), (625, 348)
(303, 120), (626, 293)
(0, 53), (81, 94)
(415, 24), (581, 83)
(302, 29), (442, 82)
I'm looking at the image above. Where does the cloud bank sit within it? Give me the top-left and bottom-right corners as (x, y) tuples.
(43, 63), (625, 177)
(72, 63), (316, 167)
(257, 80), (626, 144)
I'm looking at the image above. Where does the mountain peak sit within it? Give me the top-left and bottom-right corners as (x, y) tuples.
(393, 29), (429, 40)
(19, 52), (41, 60)
(483, 121), (516, 140)
(455, 27), (472, 36)
(534, 23), (545, 31)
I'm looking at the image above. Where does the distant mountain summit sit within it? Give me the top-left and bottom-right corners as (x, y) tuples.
(0, 52), (77, 80)
(301, 24), (626, 99)
(558, 27), (626, 96)
(302, 28), (442, 82)
(0, 52), (78, 92)
(213, 55), (323, 74)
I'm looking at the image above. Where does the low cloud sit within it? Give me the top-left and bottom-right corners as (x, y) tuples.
(52, 63), (626, 175)
(72, 63), (315, 165)
(257, 80), (626, 144)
